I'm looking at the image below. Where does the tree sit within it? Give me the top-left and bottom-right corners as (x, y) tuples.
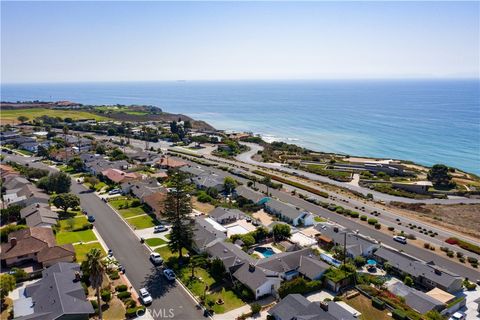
(251, 303), (261, 315)
(424, 310), (445, 320)
(272, 224), (291, 241)
(164, 170), (194, 262)
(0, 274), (16, 301)
(37, 172), (71, 194)
(63, 126), (69, 163)
(427, 164), (453, 188)
(353, 256), (366, 267)
(240, 234), (255, 248)
(262, 176), (271, 195)
(95, 144), (106, 155)
(17, 116), (29, 124)
(223, 177), (238, 194)
(210, 258), (226, 281)
(0, 205), (22, 223)
(68, 157), (84, 172)
(37, 145), (50, 158)
(84, 176), (99, 190)
(206, 187), (219, 198)
(52, 193), (80, 214)
(85, 248), (105, 319)
(403, 275), (414, 287)
(190, 255), (207, 279)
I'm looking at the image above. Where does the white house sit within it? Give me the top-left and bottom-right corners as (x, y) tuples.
(265, 199), (314, 227)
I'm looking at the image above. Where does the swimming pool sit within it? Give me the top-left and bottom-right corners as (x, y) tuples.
(254, 247), (276, 258)
(367, 259), (377, 265)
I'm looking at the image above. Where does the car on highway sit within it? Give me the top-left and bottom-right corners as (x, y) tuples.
(153, 225), (168, 233)
(149, 252), (163, 265)
(163, 269), (176, 281)
(87, 215), (95, 223)
(139, 288), (153, 305)
(393, 235), (407, 244)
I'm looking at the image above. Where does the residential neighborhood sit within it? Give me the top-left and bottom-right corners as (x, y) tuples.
(0, 118), (479, 320)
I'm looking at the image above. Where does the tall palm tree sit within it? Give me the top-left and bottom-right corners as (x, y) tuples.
(85, 248), (105, 319)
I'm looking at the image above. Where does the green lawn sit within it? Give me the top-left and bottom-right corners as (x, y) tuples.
(16, 149), (34, 156)
(314, 216), (326, 222)
(119, 206), (148, 218)
(58, 216), (89, 231)
(73, 242), (106, 262)
(208, 289), (245, 314)
(1, 108), (107, 123)
(126, 214), (158, 229)
(109, 198), (131, 210)
(56, 229), (97, 245)
(145, 238), (167, 247)
(91, 181), (107, 191)
(154, 245), (187, 261)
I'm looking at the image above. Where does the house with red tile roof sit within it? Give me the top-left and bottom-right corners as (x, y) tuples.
(101, 168), (141, 184)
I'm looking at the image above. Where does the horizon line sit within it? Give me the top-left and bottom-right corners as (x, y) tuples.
(2, 77), (480, 85)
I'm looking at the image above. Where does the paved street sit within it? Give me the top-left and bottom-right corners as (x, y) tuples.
(2, 153), (203, 320)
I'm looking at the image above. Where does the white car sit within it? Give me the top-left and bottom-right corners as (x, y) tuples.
(108, 189), (122, 195)
(139, 288), (153, 305)
(449, 312), (465, 320)
(393, 236), (407, 244)
(163, 269), (176, 281)
(149, 252), (163, 265)
(153, 225), (168, 233)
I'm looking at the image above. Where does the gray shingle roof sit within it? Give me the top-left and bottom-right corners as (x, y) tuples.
(17, 262), (93, 320)
(265, 199), (306, 221)
(206, 241), (254, 271)
(233, 263), (277, 291)
(193, 216), (227, 251)
(388, 282), (444, 314)
(208, 207), (245, 221)
(234, 186), (266, 203)
(298, 255), (330, 280)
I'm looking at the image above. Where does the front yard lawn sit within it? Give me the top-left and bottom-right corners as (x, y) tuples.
(56, 229), (97, 245)
(126, 214), (158, 229)
(154, 245), (187, 261)
(208, 289), (245, 314)
(145, 238), (167, 247)
(16, 149), (34, 156)
(74, 242), (105, 262)
(109, 198), (132, 210)
(119, 206), (148, 218)
(58, 216), (89, 231)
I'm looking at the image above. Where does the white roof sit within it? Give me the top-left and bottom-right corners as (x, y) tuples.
(204, 217), (227, 233)
(290, 232), (317, 247)
(336, 301), (362, 317)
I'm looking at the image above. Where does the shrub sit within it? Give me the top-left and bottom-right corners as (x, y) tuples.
(360, 215), (367, 221)
(333, 296), (342, 301)
(392, 309), (407, 320)
(447, 251), (454, 258)
(109, 271), (120, 280)
(350, 211), (359, 218)
(277, 277), (323, 298)
(251, 303), (261, 314)
(372, 297), (385, 310)
(130, 199), (141, 207)
(456, 252), (464, 258)
(467, 257), (478, 264)
(117, 291), (132, 300)
(115, 284), (128, 292)
(374, 223), (381, 229)
(101, 289), (112, 302)
(459, 257), (465, 263)
(388, 226), (395, 231)
(124, 298), (137, 308)
(424, 243), (430, 249)
(406, 234), (416, 240)
(367, 218), (377, 225)
(126, 307), (142, 318)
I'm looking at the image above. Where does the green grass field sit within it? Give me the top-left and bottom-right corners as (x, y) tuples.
(73, 242), (105, 262)
(56, 229), (97, 245)
(145, 238), (167, 247)
(1, 108), (107, 123)
(126, 214), (158, 229)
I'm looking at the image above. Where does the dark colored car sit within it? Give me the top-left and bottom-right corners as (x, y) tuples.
(87, 215), (95, 223)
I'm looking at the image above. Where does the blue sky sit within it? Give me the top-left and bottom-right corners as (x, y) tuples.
(1, 1), (479, 83)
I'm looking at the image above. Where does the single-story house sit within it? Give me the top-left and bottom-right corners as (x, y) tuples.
(314, 223), (379, 257)
(192, 216), (228, 253)
(234, 186), (270, 205)
(0, 227), (74, 267)
(14, 262), (93, 319)
(208, 207), (245, 224)
(156, 157), (187, 169)
(20, 203), (58, 228)
(101, 168), (141, 184)
(268, 294), (358, 320)
(265, 199), (314, 227)
(388, 281), (445, 315)
(143, 191), (167, 216)
(374, 246), (463, 293)
(121, 179), (166, 198)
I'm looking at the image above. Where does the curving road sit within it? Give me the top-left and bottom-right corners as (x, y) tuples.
(236, 142), (480, 205)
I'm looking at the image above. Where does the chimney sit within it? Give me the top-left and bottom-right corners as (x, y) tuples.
(249, 264), (255, 272)
(10, 237), (17, 247)
(36, 203), (40, 208)
(74, 271), (81, 282)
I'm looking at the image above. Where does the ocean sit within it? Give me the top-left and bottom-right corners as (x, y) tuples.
(1, 80), (479, 174)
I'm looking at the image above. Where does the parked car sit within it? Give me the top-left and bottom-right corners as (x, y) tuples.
(108, 189), (121, 195)
(393, 235), (407, 244)
(449, 312), (466, 320)
(150, 252), (163, 265)
(108, 249), (113, 256)
(139, 288), (153, 305)
(87, 215), (95, 223)
(153, 225), (168, 233)
(163, 269), (176, 281)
